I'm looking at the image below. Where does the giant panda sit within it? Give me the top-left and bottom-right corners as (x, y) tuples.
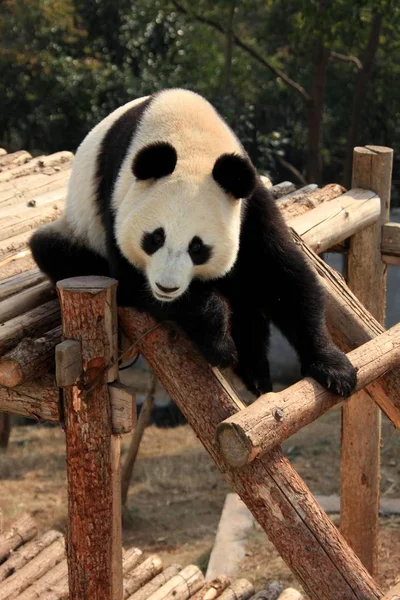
(30, 88), (356, 397)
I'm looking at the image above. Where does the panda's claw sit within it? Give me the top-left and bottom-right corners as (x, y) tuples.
(303, 348), (357, 398)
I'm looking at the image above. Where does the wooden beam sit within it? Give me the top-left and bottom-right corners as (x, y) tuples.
(382, 222), (400, 262)
(382, 582), (400, 600)
(119, 307), (382, 600)
(288, 188), (380, 253)
(216, 323), (400, 467)
(0, 376), (60, 422)
(57, 276), (123, 600)
(341, 145), (393, 575)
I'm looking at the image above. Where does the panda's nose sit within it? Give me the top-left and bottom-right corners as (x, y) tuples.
(156, 283), (179, 294)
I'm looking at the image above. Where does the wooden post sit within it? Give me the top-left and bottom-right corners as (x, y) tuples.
(119, 308), (382, 600)
(341, 145), (393, 574)
(57, 276), (123, 600)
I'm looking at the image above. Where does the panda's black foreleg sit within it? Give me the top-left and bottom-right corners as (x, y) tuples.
(29, 228), (110, 284)
(171, 285), (237, 369)
(229, 306), (272, 396)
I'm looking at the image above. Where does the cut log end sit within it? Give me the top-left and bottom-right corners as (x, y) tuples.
(217, 423), (254, 468)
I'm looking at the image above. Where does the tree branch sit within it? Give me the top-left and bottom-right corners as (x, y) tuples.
(171, 0), (311, 103)
(331, 51), (362, 71)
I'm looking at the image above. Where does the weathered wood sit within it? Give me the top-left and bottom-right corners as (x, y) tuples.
(122, 548), (143, 575)
(0, 376), (60, 422)
(191, 576), (231, 600)
(0, 269), (45, 302)
(33, 572), (68, 600)
(144, 565), (204, 600)
(55, 340), (82, 387)
(0, 537), (65, 600)
(109, 382), (136, 434)
(119, 307), (382, 600)
(0, 151), (72, 183)
(289, 188), (380, 253)
(121, 374), (156, 505)
(382, 582), (400, 600)
(0, 413), (10, 449)
(0, 300), (60, 356)
(0, 229), (35, 256)
(217, 580), (254, 600)
(0, 531), (62, 583)
(0, 326), (61, 387)
(0, 169), (69, 208)
(251, 583), (285, 600)
(0, 150), (32, 169)
(292, 231), (400, 425)
(342, 145), (393, 575)
(382, 222), (400, 260)
(217, 323), (400, 467)
(269, 182), (296, 199)
(0, 514), (37, 563)
(278, 183), (345, 219)
(16, 559), (68, 600)
(123, 555), (164, 599)
(57, 276), (122, 600)
(127, 565), (182, 600)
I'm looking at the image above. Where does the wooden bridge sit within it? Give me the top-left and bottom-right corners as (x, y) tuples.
(0, 145), (399, 599)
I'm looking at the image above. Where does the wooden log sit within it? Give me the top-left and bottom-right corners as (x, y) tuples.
(0, 251), (34, 279)
(276, 184), (318, 207)
(217, 580), (254, 600)
(382, 222), (400, 260)
(109, 382), (136, 434)
(0, 229), (35, 256)
(37, 572), (69, 600)
(0, 269), (45, 302)
(127, 565), (182, 600)
(278, 183), (345, 219)
(144, 565), (204, 600)
(217, 323), (400, 466)
(122, 548), (143, 574)
(0, 514), (37, 563)
(121, 374), (156, 505)
(0, 537), (65, 599)
(0, 149), (7, 157)
(341, 145), (393, 575)
(289, 188), (380, 253)
(0, 326), (61, 387)
(15, 559), (68, 600)
(277, 590), (303, 600)
(382, 582), (400, 600)
(119, 308), (382, 600)
(0, 531), (62, 583)
(251, 583), (284, 600)
(123, 555), (164, 599)
(269, 182), (296, 199)
(191, 576), (231, 600)
(0, 170), (69, 208)
(0, 300), (60, 357)
(0, 281), (54, 323)
(57, 276), (122, 600)
(0, 151), (72, 183)
(292, 231), (400, 425)
(0, 151), (32, 169)
(0, 376), (60, 422)
(0, 413), (10, 449)
(55, 340), (82, 387)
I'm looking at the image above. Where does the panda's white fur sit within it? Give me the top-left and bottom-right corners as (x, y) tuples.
(61, 89), (244, 300)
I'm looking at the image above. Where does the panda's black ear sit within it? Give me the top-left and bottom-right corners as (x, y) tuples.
(132, 142), (177, 180)
(212, 153), (256, 199)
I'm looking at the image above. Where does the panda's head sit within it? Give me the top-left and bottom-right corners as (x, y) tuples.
(115, 142), (256, 303)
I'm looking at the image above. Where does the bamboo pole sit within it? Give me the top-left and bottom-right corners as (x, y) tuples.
(119, 307), (382, 600)
(341, 145), (393, 575)
(0, 326), (61, 387)
(0, 530), (62, 583)
(0, 514), (37, 562)
(217, 323), (400, 467)
(57, 276), (122, 600)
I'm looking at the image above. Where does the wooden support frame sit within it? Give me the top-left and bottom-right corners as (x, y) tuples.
(216, 323), (400, 467)
(341, 145), (393, 575)
(119, 307), (382, 600)
(57, 276), (123, 600)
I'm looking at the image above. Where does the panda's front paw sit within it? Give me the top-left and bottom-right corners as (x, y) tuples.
(198, 335), (237, 369)
(302, 348), (357, 398)
(234, 363), (272, 397)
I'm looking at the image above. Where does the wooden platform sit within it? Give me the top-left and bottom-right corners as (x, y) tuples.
(0, 514), (302, 600)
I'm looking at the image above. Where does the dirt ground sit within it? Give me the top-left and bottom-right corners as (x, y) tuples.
(0, 406), (399, 595)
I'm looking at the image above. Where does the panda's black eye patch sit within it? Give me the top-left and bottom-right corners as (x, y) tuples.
(188, 236), (212, 265)
(132, 142), (177, 180)
(212, 153), (256, 199)
(141, 227), (165, 255)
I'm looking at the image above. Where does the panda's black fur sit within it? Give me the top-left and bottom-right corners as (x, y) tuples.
(30, 91), (357, 398)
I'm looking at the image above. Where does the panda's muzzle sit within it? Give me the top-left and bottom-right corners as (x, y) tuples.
(156, 283), (180, 294)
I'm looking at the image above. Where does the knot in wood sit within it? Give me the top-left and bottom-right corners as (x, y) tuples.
(272, 407), (284, 421)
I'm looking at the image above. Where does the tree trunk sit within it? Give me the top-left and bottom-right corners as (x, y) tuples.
(343, 13), (383, 187)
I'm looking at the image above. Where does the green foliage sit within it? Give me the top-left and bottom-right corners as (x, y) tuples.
(0, 0), (399, 203)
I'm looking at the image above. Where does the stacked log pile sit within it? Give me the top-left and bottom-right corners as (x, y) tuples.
(0, 515), (302, 600)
